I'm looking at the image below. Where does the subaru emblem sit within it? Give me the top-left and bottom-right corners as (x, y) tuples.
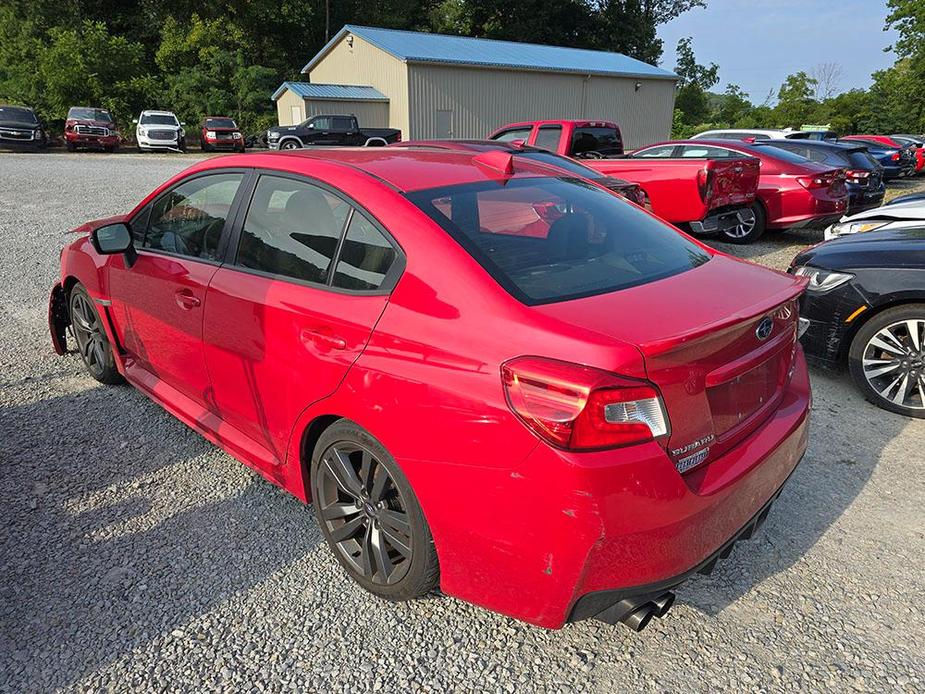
(756, 317), (773, 341)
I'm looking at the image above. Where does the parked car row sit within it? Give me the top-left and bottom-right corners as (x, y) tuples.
(1, 103), (247, 153)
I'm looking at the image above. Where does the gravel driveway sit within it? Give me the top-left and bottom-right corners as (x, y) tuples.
(1, 153), (924, 693)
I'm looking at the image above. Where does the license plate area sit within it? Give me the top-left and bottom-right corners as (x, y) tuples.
(707, 357), (782, 438)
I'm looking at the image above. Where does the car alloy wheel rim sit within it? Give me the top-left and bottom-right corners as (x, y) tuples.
(282, 141), (299, 150)
(70, 293), (107, 376)
(316, 443), (413, 585)
(729, 209), (757, 239)
(862, 318), (925, 410)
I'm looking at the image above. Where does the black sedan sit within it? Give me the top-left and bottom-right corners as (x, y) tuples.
(791, 228), (925, 418)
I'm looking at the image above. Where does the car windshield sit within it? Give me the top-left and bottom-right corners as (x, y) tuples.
(68, 108), (112, 122)
(407, 177), (711, 305)
(205, 118), (236, 129)
(141, 114), (179, 126)
(0, 106), (37, 123)
(515, 151), (603, 179)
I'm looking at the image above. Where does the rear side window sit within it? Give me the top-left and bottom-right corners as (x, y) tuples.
(408, 177), (710, 305)
(236, 175), (350, 284)
(492, 127), (532, 143)
(678, 146), (738, 159)
(333, 116), (354, 131)
(144, 173), (243, 260)
(533, 126), (562, 151)
(571, 127), (623, 156)
(331, 214), (397, 291)
(633, 145), (676, 158)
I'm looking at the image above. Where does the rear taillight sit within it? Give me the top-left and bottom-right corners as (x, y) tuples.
(696, 167), (714, 202)
(890, 151), (901, 161)
(797, 171), (841, 190)
(501, 357), (669, 450)
(845, 169), (870, 181)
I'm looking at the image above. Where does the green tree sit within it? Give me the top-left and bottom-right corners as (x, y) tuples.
(673, 37), (718, 125)
(773, 71), (820, 128)
(714, 84), (751, 125)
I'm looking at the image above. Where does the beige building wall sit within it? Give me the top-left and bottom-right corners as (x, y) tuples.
(276, 89), (307, 126)
(304, 99), (390, 127)
(406, 64), (676, 148)
(307, 34), (410, 137)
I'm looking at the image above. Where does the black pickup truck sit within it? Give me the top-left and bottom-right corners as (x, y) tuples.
(267, 114), (401, 149)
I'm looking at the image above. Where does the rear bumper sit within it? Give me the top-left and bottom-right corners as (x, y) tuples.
(430, 349), (811, 628)
(689, 207), (751, 235)
(769, 193), (848, 230)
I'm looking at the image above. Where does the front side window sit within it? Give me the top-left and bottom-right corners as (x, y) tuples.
(408, 177), (711, 305)
(144, 174), (243, 260)
(236, 176), (350, 284)
(678, 145), (738, 159)
(533, 126), (562, 152)
(491, 127), (532, 143)
(311, 116), (333, 130)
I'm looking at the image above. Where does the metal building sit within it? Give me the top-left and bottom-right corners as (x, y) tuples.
(273, 25), (678, 148)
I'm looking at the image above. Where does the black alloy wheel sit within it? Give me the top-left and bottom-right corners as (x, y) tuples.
(69, 284), (123, 384)
(311, 421), (438, 600)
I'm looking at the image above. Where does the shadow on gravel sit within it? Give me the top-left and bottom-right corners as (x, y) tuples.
(680, 367), (908, 617)
(0, 383), (323, 691)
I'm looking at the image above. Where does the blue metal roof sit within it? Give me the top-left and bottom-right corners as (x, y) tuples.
(302, 25), (677, 81)
(271, 82), (389, 102)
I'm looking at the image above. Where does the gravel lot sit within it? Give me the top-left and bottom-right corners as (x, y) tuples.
(2, 152), (924, 693)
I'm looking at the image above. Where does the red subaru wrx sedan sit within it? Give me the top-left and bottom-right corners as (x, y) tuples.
(49, 148), (810, 631)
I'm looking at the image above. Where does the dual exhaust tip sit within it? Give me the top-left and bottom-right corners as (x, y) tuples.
(596, 591), (676, 632)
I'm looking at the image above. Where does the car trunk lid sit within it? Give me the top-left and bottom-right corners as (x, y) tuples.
(533, 254), (806, 471)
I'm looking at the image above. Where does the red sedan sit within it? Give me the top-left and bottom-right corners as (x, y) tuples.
(49, 149), (810, 631)
(632, 140), (848, 242)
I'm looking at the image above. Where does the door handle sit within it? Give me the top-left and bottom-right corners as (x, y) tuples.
(300, 328), (347, 351)
(175, 289), (201, 309)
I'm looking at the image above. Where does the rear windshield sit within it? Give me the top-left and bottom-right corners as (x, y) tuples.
(752, 144), (812, 164)
(0, 106), (37, 123)
(848, 150), (879, 168)
(68, 107), (112, 122)
(205, 117), (237, 129)
(571, 127), (623, 157)
(407, 177), (710, 305)
(515, 151), (603, 179)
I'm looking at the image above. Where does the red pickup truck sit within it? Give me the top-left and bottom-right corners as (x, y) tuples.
(489, 120), (762, 243)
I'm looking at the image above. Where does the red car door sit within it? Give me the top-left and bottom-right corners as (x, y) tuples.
(202, 173), (401, 464)
(109, 172), (246, 406)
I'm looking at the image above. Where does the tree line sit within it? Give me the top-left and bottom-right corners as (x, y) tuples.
(0, 1), (921, 139)
(673, 1), (924, 138)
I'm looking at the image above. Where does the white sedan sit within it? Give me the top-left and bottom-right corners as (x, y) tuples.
(824, 197), (925, 240)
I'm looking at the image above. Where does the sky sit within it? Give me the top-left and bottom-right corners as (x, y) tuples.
(657, 0), (899, 104)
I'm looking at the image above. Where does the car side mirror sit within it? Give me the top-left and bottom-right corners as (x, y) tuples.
(91, 223), (137, 266)
(307, 122), (315, 129)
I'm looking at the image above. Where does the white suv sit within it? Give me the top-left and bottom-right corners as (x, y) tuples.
(134, 110), (186, 152)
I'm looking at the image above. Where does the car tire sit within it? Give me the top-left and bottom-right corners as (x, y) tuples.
(280, 139), (301, 150)
(848, 304), (925, 419)
(65, 142), (76, 153)
(719, 202), (766, 244)
(69, 283), (124, 385)
(310, 419), (439, 601)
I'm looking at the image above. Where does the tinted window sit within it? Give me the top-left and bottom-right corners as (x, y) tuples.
(332, 214), (397, 291)
(516, 151), (602, 179)
(408, 177), (710, 305)
(312, 116), (333, 130)
(492, 127), (532, 143)
(0, 106), (37, 123)
(633, 145), (676, 158)
(205, 118), (236, 129)
(753, 144), (813, 164)
(144, 174), (243, 260)
(236, 175), (350, 284)
(140, 113), (179, 126)
(571, 127), (623, 156)
(333, 116), (354, 131)
(848, 150), (879, 169)
(534, 126), (562, 151)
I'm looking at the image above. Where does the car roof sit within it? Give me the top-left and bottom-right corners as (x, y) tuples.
(695, 128), (787, 135)
(141, 110), (177, 116)
(763, 140), (864, 152)
(188, 148), (565, 193)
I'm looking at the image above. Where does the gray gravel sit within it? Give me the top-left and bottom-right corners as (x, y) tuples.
(1, 152), (924, 693)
